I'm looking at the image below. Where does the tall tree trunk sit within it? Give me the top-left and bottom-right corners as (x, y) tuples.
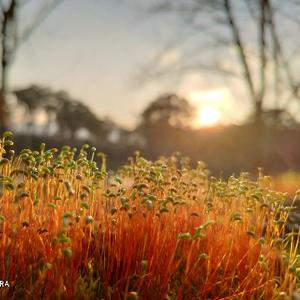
(255, 0), (267, 124)
(0, 0), (16, 133)
(223, 0), (258, 120)
(0, 10), (8, 133)
(0, 43), (8, 133)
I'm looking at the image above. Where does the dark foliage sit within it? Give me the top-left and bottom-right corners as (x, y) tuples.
(10, 85), (300, 176)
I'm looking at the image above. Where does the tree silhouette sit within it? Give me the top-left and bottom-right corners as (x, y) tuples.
(139, 93), (194, 157)
(14, 85), (109, 141)
(134, 0), (300, 126)
(142, 93), (194, 127)
(0, 0), (63, 132)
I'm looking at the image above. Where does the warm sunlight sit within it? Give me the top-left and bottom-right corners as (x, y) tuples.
(186, 88), (231, 127)
(189, 89), (228, 104)
(198, 105), (221, 126)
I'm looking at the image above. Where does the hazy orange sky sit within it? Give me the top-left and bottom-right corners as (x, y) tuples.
(9, 0), (267, 128)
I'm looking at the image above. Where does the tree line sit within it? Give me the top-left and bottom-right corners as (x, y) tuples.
(10, 85), (300, 176)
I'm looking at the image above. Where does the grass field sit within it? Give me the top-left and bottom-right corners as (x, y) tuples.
(0, 132), (300, 299)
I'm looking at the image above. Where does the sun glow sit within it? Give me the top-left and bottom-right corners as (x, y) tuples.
(189, 89), (227, 104)
(184, 88), (233, 127)
(198, 106), (221, 126)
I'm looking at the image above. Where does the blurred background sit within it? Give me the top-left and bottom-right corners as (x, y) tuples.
(1, 0), (300, 177)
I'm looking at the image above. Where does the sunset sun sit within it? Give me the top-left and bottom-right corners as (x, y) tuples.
(185, 88), (232, 127)
(198, 106), (221, 126)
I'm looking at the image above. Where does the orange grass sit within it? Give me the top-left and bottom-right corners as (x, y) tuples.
(273, 171), (300, 196)
(0, 133), (299, 299)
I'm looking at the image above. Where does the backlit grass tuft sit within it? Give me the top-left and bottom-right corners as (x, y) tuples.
(0, 132), (299, 299)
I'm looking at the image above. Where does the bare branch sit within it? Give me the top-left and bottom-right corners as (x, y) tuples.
(18, 0), (64, 46)
(223, 0), (256, 101)
(257, 0), (268, 110)
(132, 0), (300, 125)
(267, 1), (300, 104)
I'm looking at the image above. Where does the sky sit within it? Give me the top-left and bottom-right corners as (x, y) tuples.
(7, 0), (248, 129)
(9, 0), (299, 129)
